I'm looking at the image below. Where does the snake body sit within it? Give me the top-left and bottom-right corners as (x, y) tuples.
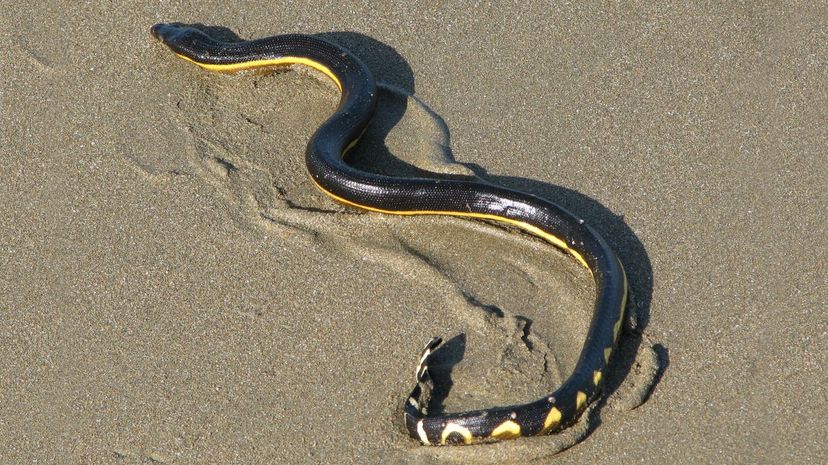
(150, 22), (627, 445)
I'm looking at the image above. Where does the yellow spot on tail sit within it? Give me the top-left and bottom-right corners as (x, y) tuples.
(576, 391), (587, 410)
(593, 370), (602, 386)
(416, 420), (430, 445)
(539, 407), (562, 435)
(490, 420), (521, 440)
(173, 53), (343, 92)
(441, 423), (472, 445)
(604, 347), (612, 363)
(310, 178), (590, 269)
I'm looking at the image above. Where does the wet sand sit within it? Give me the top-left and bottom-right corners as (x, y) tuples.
(1, 2), (825, 464)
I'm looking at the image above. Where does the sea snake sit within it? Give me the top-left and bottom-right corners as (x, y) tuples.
(150, 22), (628, 445)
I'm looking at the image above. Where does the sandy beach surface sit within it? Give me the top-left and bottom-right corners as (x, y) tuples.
(2, 2), (825, 464)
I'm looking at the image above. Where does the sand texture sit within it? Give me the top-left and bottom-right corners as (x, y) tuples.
(1, 2), (825, 464)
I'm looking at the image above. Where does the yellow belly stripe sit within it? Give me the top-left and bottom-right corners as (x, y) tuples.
(173, 53), (342, 92)
(310, 178), (590, 269)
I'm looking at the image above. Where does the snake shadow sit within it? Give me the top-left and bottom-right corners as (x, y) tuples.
(176, 25), (664, 432)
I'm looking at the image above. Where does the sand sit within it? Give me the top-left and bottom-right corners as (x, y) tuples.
(1, 2), (825, 464)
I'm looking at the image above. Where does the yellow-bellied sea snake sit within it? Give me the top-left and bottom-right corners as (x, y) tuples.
(150, 22), (627, 446)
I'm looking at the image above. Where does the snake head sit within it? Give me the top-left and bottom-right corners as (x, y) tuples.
(150, 23), (217, 51)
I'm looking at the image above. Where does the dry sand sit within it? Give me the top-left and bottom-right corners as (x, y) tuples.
(1, 2), (825, 464)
